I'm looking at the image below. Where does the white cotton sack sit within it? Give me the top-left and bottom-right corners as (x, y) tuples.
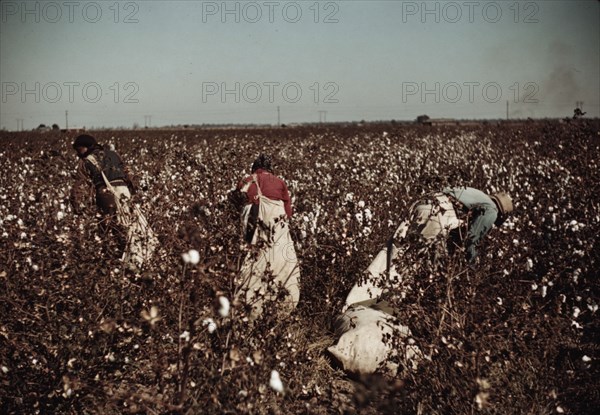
(343, 221), (410, 310)
(344, 248), (397, 309)
(327, 305), (418, 376)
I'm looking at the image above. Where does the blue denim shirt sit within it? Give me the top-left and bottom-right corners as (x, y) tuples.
(443, 187), (498, 260)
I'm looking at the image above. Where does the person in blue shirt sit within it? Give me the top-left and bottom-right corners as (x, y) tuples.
(444, 187), (513, 261)
(412, 187), (514, 262)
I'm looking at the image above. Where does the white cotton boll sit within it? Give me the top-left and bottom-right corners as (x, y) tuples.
(182, 249), (200, 265)
(542, 286), (547, 298)
(57, 211), (65, 221)
(358, 200), (365, 209)
(526, 258), (533, 270)
(180, 331), (190, 342)
(531, 283), (538, 290)
(588, 303), (598, 313)
(573, 307), (581, 318)
(203, 318), (217, 333)
(269, 370), (284, 393)
(218, 296), (230, 317)
(572, 269), (581, 283)
(344, 192), (353, 202)
(582, 355), (592, 362)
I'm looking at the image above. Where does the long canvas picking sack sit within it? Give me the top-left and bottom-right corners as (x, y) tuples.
(344, 220), (409, 309)
(330, 219), (420, 376)
(88, 155), (157, 269)
(239, 174), (300, 317)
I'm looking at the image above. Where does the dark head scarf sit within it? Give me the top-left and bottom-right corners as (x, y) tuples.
(251, 154), (273, 173)
(73, 134), (103, 158)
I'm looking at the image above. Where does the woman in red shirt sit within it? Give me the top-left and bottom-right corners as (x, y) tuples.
(238, 155), (292, 241)
(236, 154), (300, 319)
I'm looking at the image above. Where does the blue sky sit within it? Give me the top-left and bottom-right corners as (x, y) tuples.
(1, 0), (598, 129)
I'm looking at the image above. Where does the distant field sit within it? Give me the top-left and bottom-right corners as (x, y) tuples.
(1, 121), (598, 414)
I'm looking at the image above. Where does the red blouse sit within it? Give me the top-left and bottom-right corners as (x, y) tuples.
(238, 169), (292, 218)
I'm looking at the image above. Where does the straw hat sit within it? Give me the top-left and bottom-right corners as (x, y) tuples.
(490, 192), (514, 215)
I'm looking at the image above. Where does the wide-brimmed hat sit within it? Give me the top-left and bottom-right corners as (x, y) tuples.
(490, 192), (514, 215)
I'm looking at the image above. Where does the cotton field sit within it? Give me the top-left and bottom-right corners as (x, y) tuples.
(0, 121), (598, 414)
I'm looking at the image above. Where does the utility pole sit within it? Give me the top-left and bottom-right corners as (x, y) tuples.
(576, 100), (584, 111)
(277, 106), (280, 126)
(318, 110), (327, 123)
(144, 115), (152, 128)
(65, 110), (69, 129)
(506, 100), (509, 120)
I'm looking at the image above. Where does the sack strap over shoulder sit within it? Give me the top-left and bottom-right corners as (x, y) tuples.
(87, 155), (115, 193)
(252, 174), (263, 197)
(88, 154), (132, 224)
